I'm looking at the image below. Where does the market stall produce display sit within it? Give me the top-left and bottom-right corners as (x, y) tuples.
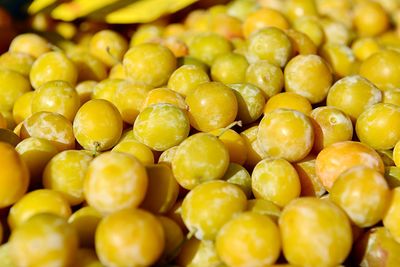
(1, 0), (400, 266)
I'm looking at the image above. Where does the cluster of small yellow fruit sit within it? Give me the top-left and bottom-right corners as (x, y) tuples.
(2, 0), (400, 266)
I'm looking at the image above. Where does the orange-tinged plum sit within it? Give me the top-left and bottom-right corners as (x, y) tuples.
(315, 141), (384, 190)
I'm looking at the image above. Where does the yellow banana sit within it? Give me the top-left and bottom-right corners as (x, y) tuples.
(51, 0), (123, 21)
(30, 0), (199, 24)
(167, 0), (199, 13)
(105, 0), (198, 24)
(28, 0), (61, 14)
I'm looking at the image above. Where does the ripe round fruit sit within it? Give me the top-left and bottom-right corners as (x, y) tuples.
(12, 91), (34, 124)
(252, 158), (301, 207)
(15, 137), (58, 184)
(319, 43), (357, 78)
(247, 27), (292, 67)
(279, 197), (352, 267)
(229, 83), (265, 125)
(172, 133), (230, 189)
(264, 91), (312, 115)
(354, 227), (400, 266)
(140, 164), (179, 214)
(31, 80), (80, 121)
(293, 16), (324, 47)
(84, 151), (148, 214)
(356, 103), (400, 150)
(68, 50), (108, 82)
(315, 141), (384, 190)
(112, 139), (154, 165)
(43, 150), (93, 206)
(123, 43), (176, 88)
(181, 180), (247, 240)
(326, 75), (382, 121)
(73, 99), (122, 152)
(21, 111), (75, 151)
(320, 18), (352, 45)
(109, 63), (126, 79)
(9, 213), (78, 267)
(286, 28), (317, 56)
(351, 37), (381, 61)
(68, 206), (102, 248)
(167, 64), (210, 97)
(245, 60), (284, 98)
(383, 88), (400, 106)
(188, 32), (232, 65)
(29, 51), (78, 90)
(8, 189), (71, 230)
(129, 24), (163, 46)
(330, 166), (390, 227)
(186, 82), (238, 132)
(359, 49), (400, 90)
(383, 187), (400, 243)
(176, 237), (222, 267)
(241, 125), (265, 168)
(216, 212), (281, 267)
(89, 30), (128, 67)
(257, 108), (314, 162)
(311, 106), (353, 152)
(9, 33), (50, 58)
(95, 209), (164, 267)
(393, 140), (400, 167)
(158, 146), (178, 165)
(209, 128), (247, 165)
(0, 142), (29, 208)
(243, 8), (289, 38)
(91, 78), (123, 103)
(133, 103), (190, 151)
(222, 163), (252, 198)
(211, 52), (248, 84)
(166, 199), (186, 233)
(246, 199), (281, 221)
(157, 216), (184, 259)
(0, 51), (34, 77)
(75, 80), (97, 103)
(284, 54), (332, 104)
(353, 1), (389, 37)
(0, 69), (31, 111)
(141, 87), (187, 111)
(107, 80), (150, 124)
